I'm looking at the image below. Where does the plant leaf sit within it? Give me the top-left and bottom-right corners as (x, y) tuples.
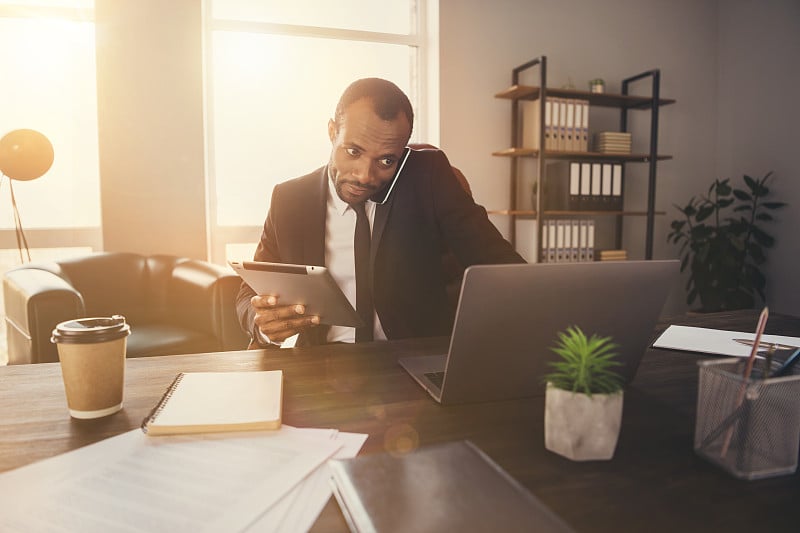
(543, 326), (623, 394)
(670, 219), (685, 230)
(718, 198), (735, 209)
(752, 226), (775, 247)
(732, 189), (752, 202)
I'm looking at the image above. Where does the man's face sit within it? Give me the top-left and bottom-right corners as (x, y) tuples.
(328, 98), (411, 205)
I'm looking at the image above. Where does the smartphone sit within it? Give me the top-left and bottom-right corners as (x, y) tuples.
(370, 147), (412, 204)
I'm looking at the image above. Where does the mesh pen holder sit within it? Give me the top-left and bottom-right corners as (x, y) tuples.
(695, 358), (800, 480)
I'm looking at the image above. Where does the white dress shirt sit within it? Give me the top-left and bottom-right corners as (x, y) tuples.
(325, 175), (387, 343)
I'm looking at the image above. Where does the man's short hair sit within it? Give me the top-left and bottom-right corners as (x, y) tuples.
(334, 78), (414, 134)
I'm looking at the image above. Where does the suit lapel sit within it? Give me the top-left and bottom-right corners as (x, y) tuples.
(371, 192), (395, 265)
(297, 168), (330, 347)
(304, 167), (328, 266)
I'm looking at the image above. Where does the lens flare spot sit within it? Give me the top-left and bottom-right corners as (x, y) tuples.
(383, 423), (419, 457)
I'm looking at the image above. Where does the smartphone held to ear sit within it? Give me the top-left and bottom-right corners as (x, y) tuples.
(370, 147), (412, 204)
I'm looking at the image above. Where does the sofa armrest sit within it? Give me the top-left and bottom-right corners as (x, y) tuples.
(3, 269), (85, 364)
(167, 261), (249, 352)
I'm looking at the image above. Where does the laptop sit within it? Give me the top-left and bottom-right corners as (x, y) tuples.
(399, 260), (679, 404)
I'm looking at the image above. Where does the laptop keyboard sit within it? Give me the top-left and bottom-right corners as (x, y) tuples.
(424, 371), (445, 389)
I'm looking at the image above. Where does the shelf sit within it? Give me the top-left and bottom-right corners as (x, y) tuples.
(492, 147), (672, 162)
(488, 210), (667, 217)
(495, 84), (675, 109)
(496, 58), (671, 261)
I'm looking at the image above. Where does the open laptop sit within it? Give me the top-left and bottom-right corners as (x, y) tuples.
(399, 260), (679, 404)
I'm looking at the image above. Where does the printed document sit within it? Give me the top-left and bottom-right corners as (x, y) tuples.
(0, 426), (364, 532)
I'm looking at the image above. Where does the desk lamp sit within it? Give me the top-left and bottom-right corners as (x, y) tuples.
(0, 128), (54, 262)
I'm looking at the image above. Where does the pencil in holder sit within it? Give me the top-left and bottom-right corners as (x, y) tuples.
(694, 358), (800, 480)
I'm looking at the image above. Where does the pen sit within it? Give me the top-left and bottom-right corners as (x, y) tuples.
(772, 347), (800, 377)
(739, 307), (769, 382)
(732, 338), (800, 352)
(721, 306), (769, 459)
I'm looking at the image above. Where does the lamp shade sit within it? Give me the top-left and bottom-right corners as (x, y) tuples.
(0, 129), (54, 181)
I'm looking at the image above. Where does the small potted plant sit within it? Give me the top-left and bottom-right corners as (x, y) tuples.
(543, 325), (624, 461)
(667, 171), (787, 312)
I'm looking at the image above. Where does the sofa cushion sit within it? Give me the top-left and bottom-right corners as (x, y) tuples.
(125, 323), (221, 358)
(57, 253), (151, 324)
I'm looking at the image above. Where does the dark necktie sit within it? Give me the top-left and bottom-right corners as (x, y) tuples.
(353, 202), (374, 342)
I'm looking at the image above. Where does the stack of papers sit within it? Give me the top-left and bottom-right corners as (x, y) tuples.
(596, 249), (628, 262)
(594, 131), (632, 153)
(0, 426), (366, 532)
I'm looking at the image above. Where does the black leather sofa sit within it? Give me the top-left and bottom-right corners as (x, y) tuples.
(3, 252), (249, 364)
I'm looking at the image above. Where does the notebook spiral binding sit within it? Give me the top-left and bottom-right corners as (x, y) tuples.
(140, 373), (186, 433)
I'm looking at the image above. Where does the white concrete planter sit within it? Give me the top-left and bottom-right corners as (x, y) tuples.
(544, 382), (624, 461)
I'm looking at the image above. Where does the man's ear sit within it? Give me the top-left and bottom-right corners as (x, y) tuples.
(328, 119), (336, 142)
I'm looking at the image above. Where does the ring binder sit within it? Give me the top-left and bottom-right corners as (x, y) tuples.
(140, 372), (185, 433)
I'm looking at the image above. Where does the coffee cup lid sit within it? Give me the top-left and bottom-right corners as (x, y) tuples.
(51, 315), (131, 344)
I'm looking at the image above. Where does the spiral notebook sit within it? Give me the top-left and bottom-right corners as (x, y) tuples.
(141, 370), (283, 436)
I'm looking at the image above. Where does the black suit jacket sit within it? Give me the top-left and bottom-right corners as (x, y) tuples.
(236, 148), (524, 345)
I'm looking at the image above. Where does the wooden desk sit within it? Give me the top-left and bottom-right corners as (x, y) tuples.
(1, 310), (799, 532)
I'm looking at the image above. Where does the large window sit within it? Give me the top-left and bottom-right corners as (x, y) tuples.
(0, 0), (99, 364)
(205, 0), (438, 264)
(0, 1), (100, 251)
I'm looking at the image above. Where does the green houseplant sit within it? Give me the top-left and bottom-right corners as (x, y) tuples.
(667, 171), (786, 312)
(543, 326), (624, 461)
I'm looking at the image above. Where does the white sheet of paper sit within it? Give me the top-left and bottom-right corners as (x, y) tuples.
(244, 426), (368, 533)
(280, 333), (299, 349)
(0, 428), (342, 533)
(652, 325), (800, 357)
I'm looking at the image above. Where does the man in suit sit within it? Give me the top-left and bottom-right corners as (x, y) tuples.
(237, 77), (524, 347)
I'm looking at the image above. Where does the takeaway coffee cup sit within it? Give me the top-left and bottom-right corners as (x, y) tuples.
(51, 315), (131, 419)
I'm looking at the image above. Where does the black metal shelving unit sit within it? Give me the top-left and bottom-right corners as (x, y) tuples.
(492, 55), (675, 262)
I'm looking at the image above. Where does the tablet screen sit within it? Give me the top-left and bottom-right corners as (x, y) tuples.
(230, 261), (363, 328)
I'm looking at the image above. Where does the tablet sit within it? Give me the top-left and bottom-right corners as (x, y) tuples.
(229, 260), (363, 328)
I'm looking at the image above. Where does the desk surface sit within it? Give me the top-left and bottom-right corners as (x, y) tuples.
(2, 310), (800, 532)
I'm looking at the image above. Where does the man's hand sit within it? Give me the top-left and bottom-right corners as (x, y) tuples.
(252, 295), (320, 344)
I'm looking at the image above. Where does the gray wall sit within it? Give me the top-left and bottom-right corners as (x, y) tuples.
(716, 0), (800, 316)
(95, 0), (207, 259)
(439, 0), (799, 316)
